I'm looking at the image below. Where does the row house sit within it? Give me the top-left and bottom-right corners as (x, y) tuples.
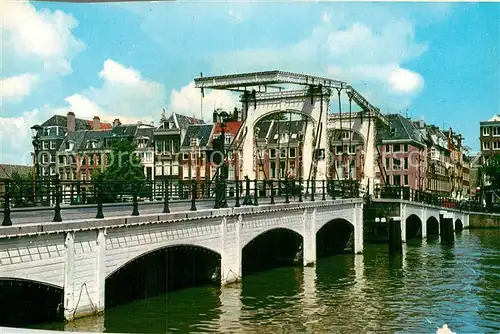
(56, 121), (143, 194)
(153, 110), (204, 195)
(33, 112), (111, 178)
(211, 109), (242, 181)
(329, 128), (365, 182)
(378, 114), (426, 189)
(254, 119), (307, 181)
(479, 114), (500, 204)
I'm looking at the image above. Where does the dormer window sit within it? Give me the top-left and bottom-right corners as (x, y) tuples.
(190, 137), (199, 146)
(86, 140), (97, 149)
(65, 141), (75, 151)
(43, 128), (50, 136)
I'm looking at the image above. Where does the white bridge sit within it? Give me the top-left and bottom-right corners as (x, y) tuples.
(0, 199), (363, 321)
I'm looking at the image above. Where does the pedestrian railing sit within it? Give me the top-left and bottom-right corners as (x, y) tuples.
(0, 176), (361, 226)
(374, 185), (500, 214)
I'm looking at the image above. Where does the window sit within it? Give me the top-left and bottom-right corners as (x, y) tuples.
(42, 141), (48, 150)
(336, 145), (344, 155)
(50, 141), (56, 149)
(494, 141), (500, 150)
(225, 136), (232, 145)
(183, 153), (189, 160)
(51, 155), (56, 163)
(335, 160), (345, 180)
(342, 131), (350, 140)
(393, 144), (401, 152)
(393, 158), (401, 170)
(270, 149), (276, 159)
(483, 141), (491, 150)
(349, 145), (356, 154)
(393, 174), (401, 185)
(404, 158), (408, 170)
(289, 148), (296, 158)
(494, 127), (500, 136)
(404, 175), (409, 185)
(43, 128), (50, 136)
(190, 137), (199, 146)
(59, 156), (64, 164)
(404, 144), (408, 152)
(41, 154), (48, 164)
(385, 158), (390, 169)
(270, 162), (276, 178)
(386, 144), (390, 153)
(291, 133), (297, 139)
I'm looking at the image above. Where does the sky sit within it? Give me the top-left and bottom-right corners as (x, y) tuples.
(1, 1), (499, 165)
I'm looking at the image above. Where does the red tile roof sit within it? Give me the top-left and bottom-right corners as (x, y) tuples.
(88, 120), (112, 130)
(213, 121), (242, 136)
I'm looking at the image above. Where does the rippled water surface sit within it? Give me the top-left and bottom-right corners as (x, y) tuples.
(36, 229), (500, 333)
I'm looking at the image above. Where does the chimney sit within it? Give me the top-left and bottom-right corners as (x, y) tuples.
(67, 111), (75, 132)
(93, 116), (101, 130)
(113, 118), (121, 127)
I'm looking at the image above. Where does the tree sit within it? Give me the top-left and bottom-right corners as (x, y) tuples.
(93, 140), (149, 202)
(9, 171), (35, 207)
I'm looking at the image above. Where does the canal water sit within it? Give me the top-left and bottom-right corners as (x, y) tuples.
(33, 229), (499, 333)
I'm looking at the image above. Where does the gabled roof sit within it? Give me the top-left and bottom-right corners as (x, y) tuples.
(378, 114), (423, 145)
(255, 121), (274, 140)
(40, 114), (111, 131)
(156, 112), (204, 131)
(135, 127), (155, 148)
(110, 124), (138, 137)
(181, 124), (214, 148)
(489, 114), (500, 122)
(213, 121), (242, 136)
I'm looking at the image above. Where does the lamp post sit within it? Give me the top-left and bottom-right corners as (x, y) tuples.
(31, 125), (42, 206)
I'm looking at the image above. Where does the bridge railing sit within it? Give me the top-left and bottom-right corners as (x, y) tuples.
(0, 176), (361, 226)
(374, 185), (500, 213)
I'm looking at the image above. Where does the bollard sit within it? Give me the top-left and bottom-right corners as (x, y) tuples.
(388, 217), (403, 255)
(322, 180), (326, 201)
(310, 180), (315, 202)
(270, 180), (275, 205)
(253, 179), (259, 206)
(2, 180), (12, 226)
(131, 182), (140, 216)
(190, 179), (197, 211)
(243, 176), (252, 205)
(235, 177), (240, 207)
(163, 178), (170, 214)
(96, 183), (104, 219)
(285, 178), (290, 204)
(52, 175), (62, 222)
(298, 177), (303, 202)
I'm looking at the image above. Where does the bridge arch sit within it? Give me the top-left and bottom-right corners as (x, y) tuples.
(0, 278), (63, 327)
(316, 218), (355, 258)
(406, 214), (423, 240)
(105, 244), (221, 308)
(455, 219), (464, 232)
(241, 227), (303, 276)
(426, 216), (440, 236)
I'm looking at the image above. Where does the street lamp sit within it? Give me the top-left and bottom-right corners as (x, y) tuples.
(31, 125), (42, 206)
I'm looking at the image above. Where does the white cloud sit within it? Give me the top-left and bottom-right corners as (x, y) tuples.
(169, 82), (240, 122)
(1, 1), (85, 76)
(0, 74), (39, 100)
(388, 68), (424, 94)
(0, 109), (41, 165)
(211, 14), (428, 111)
(98, 59), (142, 84)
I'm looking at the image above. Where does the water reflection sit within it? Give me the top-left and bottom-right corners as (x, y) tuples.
(28, 230), (499, 333)
(217, 284), (242, 333)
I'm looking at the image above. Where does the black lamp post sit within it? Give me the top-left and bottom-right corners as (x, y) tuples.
(31, 125), (42, 206)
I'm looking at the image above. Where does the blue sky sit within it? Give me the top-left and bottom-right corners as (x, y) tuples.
(1, 1), (499, 164)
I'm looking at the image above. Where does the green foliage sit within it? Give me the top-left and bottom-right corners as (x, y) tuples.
(481, 154), (500, 193)
(93, 140), (149, 202)
(9, 171), (35, 207)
